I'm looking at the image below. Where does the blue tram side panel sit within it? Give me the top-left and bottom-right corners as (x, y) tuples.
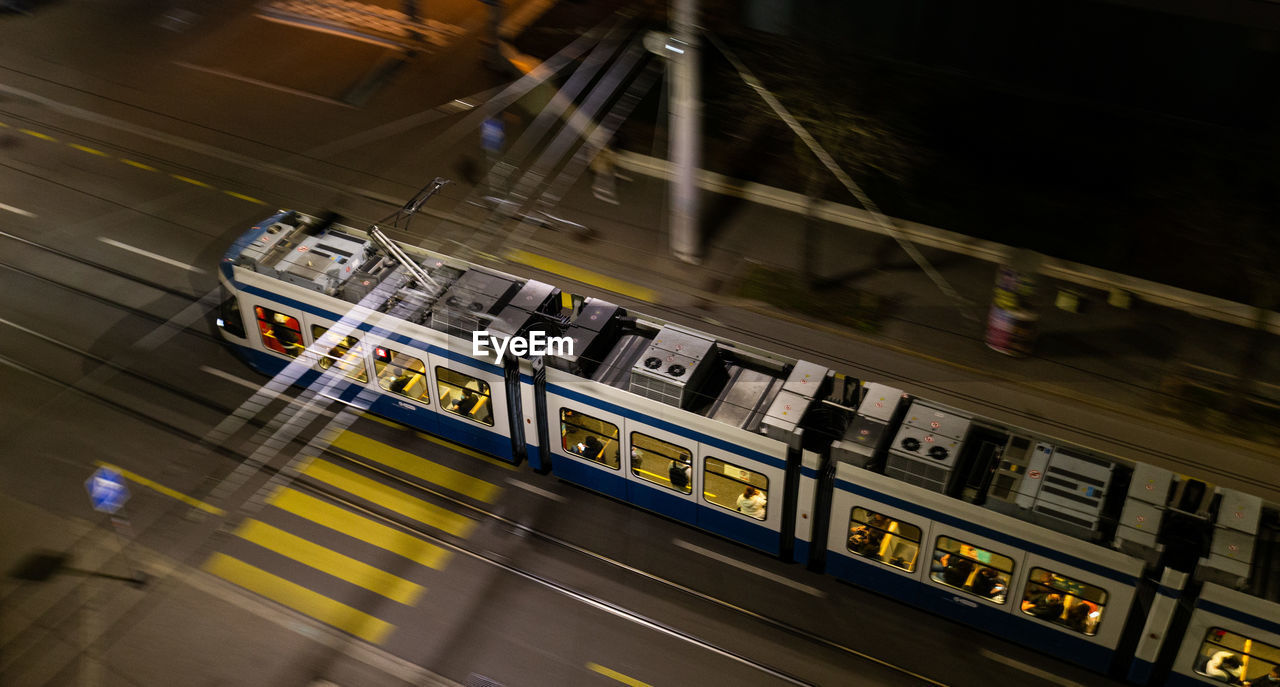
(215, 210), (1280, 686)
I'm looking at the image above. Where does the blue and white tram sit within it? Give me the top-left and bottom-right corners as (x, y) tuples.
(820, 464), (1143, 674)
(216, 209), (1280, 685)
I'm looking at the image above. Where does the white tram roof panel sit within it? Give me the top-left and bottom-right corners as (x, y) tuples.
(233, 212), (820, 436)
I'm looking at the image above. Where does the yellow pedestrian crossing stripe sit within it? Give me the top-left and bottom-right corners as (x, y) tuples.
(204, 553), (394, 644)
(268, 488), (452, 570)
(234, 519), (425, 606)
(332, 431), (501, 502)
(303, 459), (477, 538)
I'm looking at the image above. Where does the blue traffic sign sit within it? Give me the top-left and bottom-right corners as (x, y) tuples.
(480, 117), (505, 153)
(86, 467), (129, 514)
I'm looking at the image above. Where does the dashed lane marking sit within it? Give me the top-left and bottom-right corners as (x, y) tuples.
(586, 663), (651, 687)
(267, 488), (452, 570)
(224, 190), (266, 205)
(0, 202), (35, 217)
(302, 458), (477, 538)
(19, 128), (57, 142)
(203, 553), (394, 644)
(98, 237), (204, 273)
(120, 158), (158, 172)
(93, 460), (225, 516)
(233, 519), (425, 606)
(68, 143), (110, 157)
(331, 431), (500, 503)
(171, 174), (213, 188)
(2, 116), (267, 205)
(672, 539), (826, 597)
(505, 477), (566, 503)
(505, 249), (658, 304)
(360, 413), (518, 471)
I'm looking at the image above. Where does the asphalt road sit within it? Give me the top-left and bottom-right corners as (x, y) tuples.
(0, 2), (1184, 686)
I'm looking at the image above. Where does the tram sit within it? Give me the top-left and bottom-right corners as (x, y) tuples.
(216, 207), (1280, 685)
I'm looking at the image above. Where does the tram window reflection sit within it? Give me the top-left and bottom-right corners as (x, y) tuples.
(1194, 627), (1280, 685)
(255, 306), (304, 358)
(702, 457), (768, 520)
(373, 346), (429, 403)
(929, 536), (1013, 604)
(311, 326), (368, 382)
(559, 408), (619, 468)
(630, 432), (692, 493)
(847, 507), (921, 572)
(436, 367), (493, 426)
(1019, 568), (1108, 636)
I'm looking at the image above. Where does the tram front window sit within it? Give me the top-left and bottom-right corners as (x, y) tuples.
(255, 306), (303, 358)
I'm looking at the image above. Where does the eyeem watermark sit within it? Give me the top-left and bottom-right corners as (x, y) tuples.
(472, 330), (573, 358)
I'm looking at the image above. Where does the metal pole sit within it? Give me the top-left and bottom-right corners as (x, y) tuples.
(669, 0), (701, 263)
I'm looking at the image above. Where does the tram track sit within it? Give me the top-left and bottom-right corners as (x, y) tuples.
(0, 320), (946, 686)
(312, 443), (949, 686)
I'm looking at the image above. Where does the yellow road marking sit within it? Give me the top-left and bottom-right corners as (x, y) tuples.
(120, 159), (157, 172)
(171, 174), (212, 188)
(332, 431), (500, 503)
(69, 144), (109, 157)
(268, 488), (452, 570)
(224, 190), (266, 205)
(203, 553), (393, 644)
(19, 129), (57, 142)
(93, 460), (225, 516)
(586, 663), (651, 687)
(0, 121), (9, 128)
(506, 249), (658, 304)
(361, 414), (517, 472)
(234, 519), (424, 605)
(302, 459), (476, 538)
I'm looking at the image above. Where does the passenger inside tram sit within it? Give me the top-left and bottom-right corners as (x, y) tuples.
(847, 508), (920, 572)
(1019, 568), (1106, 635)
(736, 486), (767, 519)
(1202, 651), (1245, 684)
(576, 435), (605, 461)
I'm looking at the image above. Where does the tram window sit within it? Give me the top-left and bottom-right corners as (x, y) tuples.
(311, 326), (369, 382)
(372, 346), (429, 403)
(255, 306), (304, 358)
(559, 409), (619, 469)
(219, 293), (246, 338)
(929, 536), (1013, 604)
(630, 432), (692, 494)
(702, 457), (768, 520)
(847, 507), (921, 572)
(435, 366), (494, 426)
(1019, 568), (1108, 636)
(1194, 628), (1280, 684)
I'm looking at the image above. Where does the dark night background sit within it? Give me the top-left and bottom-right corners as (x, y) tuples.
(597, 0), (1280, 306)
